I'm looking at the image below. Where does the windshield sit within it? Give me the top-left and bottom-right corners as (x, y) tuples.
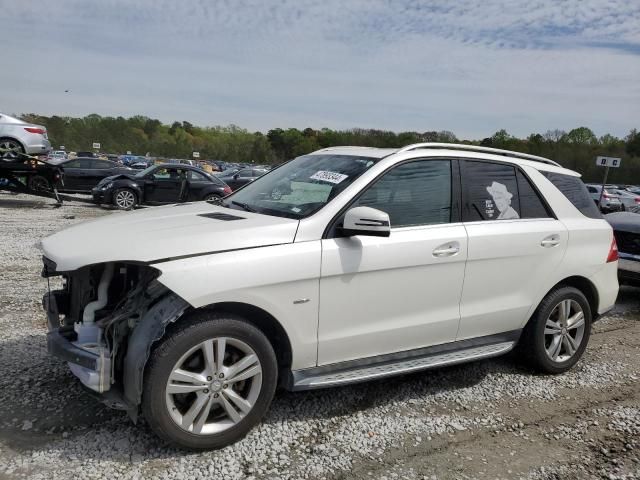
(225, 154), (379, 219)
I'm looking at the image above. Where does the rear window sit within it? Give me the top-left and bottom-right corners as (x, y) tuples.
(543, 172), (602, 219)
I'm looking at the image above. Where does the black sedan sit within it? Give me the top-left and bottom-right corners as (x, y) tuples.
(57, 157), (133, 193)
(219, 167), (268, 191)
(92, 164), (232, 210)
(606, 211), (640, 287)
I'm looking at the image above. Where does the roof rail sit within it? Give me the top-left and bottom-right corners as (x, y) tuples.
(395, 143), (560, 167)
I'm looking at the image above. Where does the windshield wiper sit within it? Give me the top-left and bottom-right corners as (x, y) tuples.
(231, 200), (256, 213)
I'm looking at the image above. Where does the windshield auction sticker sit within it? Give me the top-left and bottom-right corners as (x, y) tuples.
(310, 171), (348, 184)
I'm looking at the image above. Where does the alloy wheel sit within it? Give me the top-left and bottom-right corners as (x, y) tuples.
(0, 139), (23, 161)
(165, 337), (262, 435)
(544, 299), (585, 363)
(115, 190), (135, 209)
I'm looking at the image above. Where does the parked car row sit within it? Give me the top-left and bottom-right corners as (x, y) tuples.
(586, 183), (640, 213)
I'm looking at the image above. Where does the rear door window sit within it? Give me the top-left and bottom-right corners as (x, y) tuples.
(461, 160), (551, 221)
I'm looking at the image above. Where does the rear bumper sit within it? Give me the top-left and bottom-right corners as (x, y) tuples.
(25, 138), (51, 155)
(588, 261), (619, 315)
(618, 256), (640, 286)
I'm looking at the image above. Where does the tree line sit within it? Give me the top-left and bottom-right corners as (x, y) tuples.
(20, 113), (640, 183)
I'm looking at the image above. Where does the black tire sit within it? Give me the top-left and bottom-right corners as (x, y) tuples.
(113, 188), (137, 210)
(28, 175), (52, 192)
(0, 138), (26, 163)
(518, 286), (591, 374)
(141, 312), (278, 450)
(204, 193), (222, 203)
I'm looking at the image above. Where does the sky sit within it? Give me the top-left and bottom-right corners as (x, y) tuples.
(2, 0), (640, 139)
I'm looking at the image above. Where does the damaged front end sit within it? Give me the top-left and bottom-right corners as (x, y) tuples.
(42, 257), (189, 415)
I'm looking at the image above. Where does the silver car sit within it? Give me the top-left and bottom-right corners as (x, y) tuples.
(0, 113), (51, 162)
(610, 188), (640, 211)
(585, 184), (622, 213)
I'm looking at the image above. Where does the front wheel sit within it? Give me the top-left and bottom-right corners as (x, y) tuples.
(142, 313), (278, 450)
(113, 188), (137, 210)
(518, 286), (591, 374)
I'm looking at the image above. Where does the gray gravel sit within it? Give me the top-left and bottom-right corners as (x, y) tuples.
(1, 193), (639, 480)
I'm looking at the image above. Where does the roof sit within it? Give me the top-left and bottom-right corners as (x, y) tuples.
(311, 143), (578, 176)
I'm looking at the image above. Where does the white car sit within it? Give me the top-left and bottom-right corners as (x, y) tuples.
(41, 143), (619, 449)
(0, 113), (51, 162)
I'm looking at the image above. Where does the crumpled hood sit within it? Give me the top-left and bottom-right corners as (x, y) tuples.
(41, 203), (300, 271)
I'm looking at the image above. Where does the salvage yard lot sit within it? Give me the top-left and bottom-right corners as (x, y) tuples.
(1, 193), (639, 480)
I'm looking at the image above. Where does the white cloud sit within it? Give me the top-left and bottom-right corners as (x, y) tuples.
(1, 0), (639, 138)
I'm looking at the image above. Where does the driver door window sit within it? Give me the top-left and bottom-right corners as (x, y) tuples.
(351, 160), (452, 228)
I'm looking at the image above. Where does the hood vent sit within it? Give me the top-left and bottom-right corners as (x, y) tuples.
(198, 212), (245, 221)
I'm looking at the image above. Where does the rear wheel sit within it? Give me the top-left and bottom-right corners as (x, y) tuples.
(0, 138), (25, 163)
(204, 193), (222, 203)
(142, 313), (277, 450)
(518, 286), (591, 374)
(113, 188), (137, 210)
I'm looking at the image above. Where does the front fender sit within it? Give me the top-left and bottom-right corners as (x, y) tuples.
(122, 292), (190, 419)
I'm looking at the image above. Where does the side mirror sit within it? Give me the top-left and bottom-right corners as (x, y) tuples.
(341, 206), (390, 237)
(233, 173), (239, 180)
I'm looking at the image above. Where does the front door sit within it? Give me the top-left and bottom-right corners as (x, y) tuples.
(145, 167), (184, 203)
(318, 159), (467, 365)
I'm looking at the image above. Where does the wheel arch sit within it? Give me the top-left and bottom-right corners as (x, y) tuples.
(198, 301), (293, 372)
(537, 276), (599, 321)
(123, 296), (293, 419)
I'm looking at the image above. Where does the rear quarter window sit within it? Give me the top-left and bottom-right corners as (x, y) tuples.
(543, 172), (602, 219)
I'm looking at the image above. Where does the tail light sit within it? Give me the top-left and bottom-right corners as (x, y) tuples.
(634, 198), (640, 204)
(602, 193), (610, 199)
(24, 127), (46, 135)
(607, 237), (619, 263)
(223, 185), (232, 195)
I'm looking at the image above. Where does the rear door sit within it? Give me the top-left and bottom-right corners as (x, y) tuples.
(457, 160), (568, 340)
(60, 158), (92, 191)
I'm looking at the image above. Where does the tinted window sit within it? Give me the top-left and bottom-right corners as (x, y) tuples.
(461, 161), (520, 221)
(352, 160), (451, 228)
(91, 159), (114, 169)
(189, 170), (208, 182)
(153, 167), (184, 180)
(63, 159), (82, 168)
(238, 169), (252, 177)
(587, 186), (597, 193)
(543, 172), (602, 219)
(516, 170), (552, 219)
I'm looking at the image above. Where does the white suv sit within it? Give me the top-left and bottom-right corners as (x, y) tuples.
(41, 143), (619, 449)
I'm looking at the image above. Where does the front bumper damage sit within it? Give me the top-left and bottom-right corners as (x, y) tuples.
(42, 258), (190, 416)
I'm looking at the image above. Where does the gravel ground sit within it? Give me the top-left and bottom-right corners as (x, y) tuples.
(1, 193), (639, 480)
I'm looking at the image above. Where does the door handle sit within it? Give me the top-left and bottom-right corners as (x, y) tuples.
(433, 242), (460, 257)
(540, 234), (560, 248)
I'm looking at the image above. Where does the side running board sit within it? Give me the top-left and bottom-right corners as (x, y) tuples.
(290, 335), (518, 391)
